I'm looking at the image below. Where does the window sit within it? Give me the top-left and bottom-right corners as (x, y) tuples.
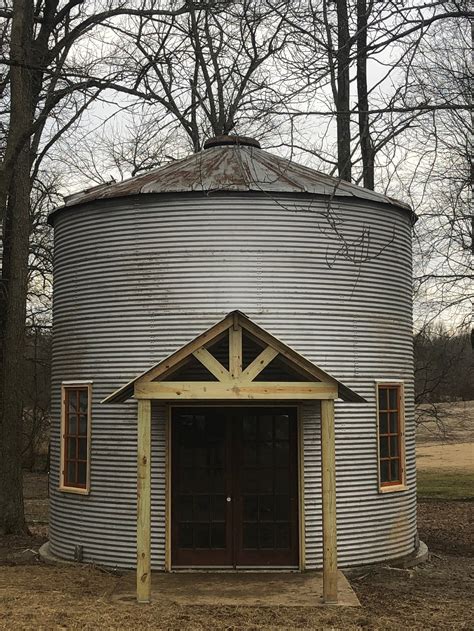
(377, 383), (405, 491)
(61, 383), (91, 493)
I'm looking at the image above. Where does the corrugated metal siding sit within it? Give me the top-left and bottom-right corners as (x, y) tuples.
(302, 399), (416, 569)
(50, 399), (166, 569)
(302, 402), (323, 568)
(49, 193), (416, 568)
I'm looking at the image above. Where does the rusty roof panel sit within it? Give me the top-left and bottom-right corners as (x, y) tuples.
(57, 144), (411, 217)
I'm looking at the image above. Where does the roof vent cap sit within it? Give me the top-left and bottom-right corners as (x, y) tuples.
(203, 135), (261, 150)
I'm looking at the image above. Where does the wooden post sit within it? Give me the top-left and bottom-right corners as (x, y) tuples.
(137, 399), (151, 603)
(229, 321), (242, 379)
(321, 398), (338, 603)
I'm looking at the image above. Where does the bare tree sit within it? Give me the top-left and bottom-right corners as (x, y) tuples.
(415, 325), (473, 436)
(272, 0), (472, 187)
(22, 318), (51, 472)
(95, 0), (293, 156)
(0, 0), (34, 534)
(404, 13), (473, 330)
(355, 0), (374, 189)
(0, 0), (195, 535)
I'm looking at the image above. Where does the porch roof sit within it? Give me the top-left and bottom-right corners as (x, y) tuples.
(102, 310), (366, 404)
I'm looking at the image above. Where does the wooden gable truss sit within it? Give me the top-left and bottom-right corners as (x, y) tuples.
(103, 311), (364, 404)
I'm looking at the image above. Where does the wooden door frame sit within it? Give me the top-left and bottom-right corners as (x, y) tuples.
(137, 398), (337, 604)
(165, 402), (304, 572)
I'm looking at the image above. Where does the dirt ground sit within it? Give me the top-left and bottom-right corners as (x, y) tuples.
(0, 477), (471, 629)
(0, 406), (472, 630)
(2, 552), (474, 631)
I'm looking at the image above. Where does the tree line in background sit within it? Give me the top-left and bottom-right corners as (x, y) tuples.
(0, 0), (472, 533)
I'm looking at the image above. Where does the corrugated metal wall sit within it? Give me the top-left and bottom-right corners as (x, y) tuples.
(49, 192), (416, 568)
(50, 400), (166, 569)
(302, 401), (416, 569)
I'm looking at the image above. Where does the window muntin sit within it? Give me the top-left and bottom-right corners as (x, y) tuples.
(377, 384), (404, 488)
(61, 385), (90, 491)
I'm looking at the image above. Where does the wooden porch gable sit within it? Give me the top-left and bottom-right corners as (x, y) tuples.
(102, 310), (364, 404)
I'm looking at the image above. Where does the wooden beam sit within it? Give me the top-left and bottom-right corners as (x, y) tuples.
(137, 399), (151, 603)
(134, 381), (338, 400)
(321, 399), (338, 604)
(241, 346), (279, 382)
(229, 325), (242, 379)
(192, 347), (231, 382)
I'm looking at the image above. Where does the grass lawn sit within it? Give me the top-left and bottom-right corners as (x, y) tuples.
(417, 469), (474, 500)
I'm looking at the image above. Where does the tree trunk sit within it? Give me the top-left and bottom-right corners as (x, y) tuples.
(336, 0), (352, 182)
(0, 0), (34, 535)
(356, 0), (375, 189)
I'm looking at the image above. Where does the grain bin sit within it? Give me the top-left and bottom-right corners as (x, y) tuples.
(46, 135), (417, 594)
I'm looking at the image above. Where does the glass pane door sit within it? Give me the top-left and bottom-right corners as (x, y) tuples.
(171, 407), (299, 568)
(171, 409), (232, 566)
(234, 408), (299, 567)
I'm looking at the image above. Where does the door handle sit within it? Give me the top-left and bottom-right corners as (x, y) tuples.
(226, 496), (232, 502)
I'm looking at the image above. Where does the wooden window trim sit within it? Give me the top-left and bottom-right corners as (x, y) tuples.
(59, 382), (92, 495)
(375, 381), (407, 493)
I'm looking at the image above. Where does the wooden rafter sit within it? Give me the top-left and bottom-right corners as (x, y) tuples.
(240, 317), (334, 384)
(126, 321), (340, 399)
(134, 323), (338, 400)
(192, 348), (230, 382)
(240, 346), (278, 382)
(129, 311), (348, 606)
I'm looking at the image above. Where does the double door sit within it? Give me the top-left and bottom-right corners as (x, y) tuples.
(171, 407), (299, 568)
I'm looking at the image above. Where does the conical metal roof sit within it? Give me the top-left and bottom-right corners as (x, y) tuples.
(53, 135), (411, 219)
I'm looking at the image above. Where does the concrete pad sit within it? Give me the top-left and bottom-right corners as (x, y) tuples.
(39, 542), (76, 566)
(391, 540), (430, 569)
(112, 570), (360, 607)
